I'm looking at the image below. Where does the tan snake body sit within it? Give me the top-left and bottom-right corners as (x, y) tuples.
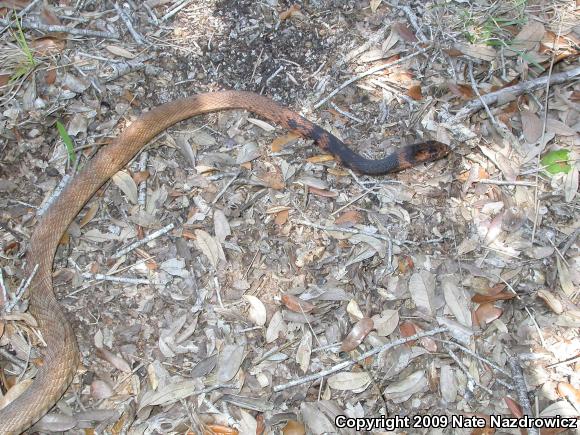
(0, 91), (449, 433)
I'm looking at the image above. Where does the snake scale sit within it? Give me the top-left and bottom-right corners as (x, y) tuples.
(0, 91), (450, 433)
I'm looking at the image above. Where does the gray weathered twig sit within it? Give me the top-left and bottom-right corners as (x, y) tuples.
(454, 66), (580, 121)
(0, 18), (119, 39)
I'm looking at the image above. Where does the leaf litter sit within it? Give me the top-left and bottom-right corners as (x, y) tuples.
(0, 0), (578, 434)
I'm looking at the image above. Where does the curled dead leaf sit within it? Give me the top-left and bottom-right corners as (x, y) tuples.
(474, 303), (503, 327)
(504, 396), (523, 418)
(282, 420), (306, 435)
(243, 295), (267, 326)
(557, 383), (580, 411)
(537, 289), (563, 314)
(281, 294), (315, 313)
(340, 317), (374, 352)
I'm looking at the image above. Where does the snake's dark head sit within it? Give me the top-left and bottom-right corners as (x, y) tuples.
(395, 140), (451, 172)
(415, 140), (451, 163)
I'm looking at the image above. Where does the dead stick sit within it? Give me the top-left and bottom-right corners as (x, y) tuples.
(454, 65), (580, 120)
(0, 18), (119, 40)
(508, 356), (539, 435)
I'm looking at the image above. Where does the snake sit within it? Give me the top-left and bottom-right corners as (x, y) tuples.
(0, 91), (450, 433)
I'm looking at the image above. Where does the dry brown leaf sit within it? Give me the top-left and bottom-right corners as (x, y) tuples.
(408, 270), (435, 315)
(340, 317), (374, 352)
(557, 382), (580, 412)
(31, 37), (66, 55)
(205, 424), (239, 435)
(281, 293), (315, 313)
(546, 118), (576, 136)
(453, 43), (496, 61)
(328, 371), (371, 391)
(282, 420), (306, 435)
(260, 171), (285, 190)
(279, 4), (303, 21)
(504, 396), (523, 417)
(447, 82), (474, 99)
(79, 203), (99, 228)
(308, 186), (337, 198)
(508, 21), (545, 55)
(296, 330), (312, 373)
(536, 289), (563, 314)
(243, 295), (267, 326)
(372, 309), (399, 337)
(392, 22), (417, 42)
(370, 0), (382, 13)
(194, 229), (224, 269)
(112, 170), (138, 204)
(407, 84), (422, 101)
(556, 257), (574, 297)
(265, 311), (286, 343)
(96, 347), (131, 373)
(105, 45), (136, 59)
(384, 370), (427, 403)
(334, 210), (362, 227)
(90, 379), (113, 400)
(520, 109), (543, 143)
(0, 379), (32, 409)
(270, 132), (299, 152)
(217, 344), (245, 383)
(474, 303), (503, 326)
(399, 320), (418, 344)
(306, 154), (334, 164)
(274, 209), (289, 225)
(132, 170), (150, 184)
(397, 254), (414, 274)
(139, 380), (198, 410)
(472, 290), (515, 303)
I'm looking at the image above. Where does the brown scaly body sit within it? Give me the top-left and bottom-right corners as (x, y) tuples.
(0, 91), (449, 433)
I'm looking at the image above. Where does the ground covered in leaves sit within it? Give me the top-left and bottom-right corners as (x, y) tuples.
(0, 0), (579, 434)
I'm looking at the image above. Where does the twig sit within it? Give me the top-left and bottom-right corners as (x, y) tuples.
(112, 223), (175, 259)
(37, 175), (71, 217)
(161, 0), (195, 22)
(0, 18), (120, 39)
(137, 151), (149, 207)
(142, 2), (159, 25)
(273, 326), (447, 392)
(445, 345), (494, 396)
(0, 348), (26, 369)
(0, 0), (42, 37)
(314, 46), (431, 109)
(453, 66), (580, 121)
(81, 273), (149, 285)
(295, 219), (392, 242)
(103, 55), (154, 83)
(5, 265), (39, 313)
(113, 2), (146, 45)
(0, 269), (7, 307)
(439, 340), (510, 377)
(467, 62), (497, 125)
(329, 102), (364, 123)
(211, 171), (240, 205)
(476, 179), (537, 187)
(266, 65), (284, 86)
(386, 2), (427, 42)
(532, 22), (562, 245)
(509, 357), (538, 435)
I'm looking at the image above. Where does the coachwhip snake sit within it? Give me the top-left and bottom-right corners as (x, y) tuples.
(0, 91), (449, 433)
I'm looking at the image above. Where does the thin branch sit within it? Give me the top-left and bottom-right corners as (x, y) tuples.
(453, 65), (580, 121)
(273, 326), (447, 392)
(112, 223), (175, 259)
(0, 18), (120, 40)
